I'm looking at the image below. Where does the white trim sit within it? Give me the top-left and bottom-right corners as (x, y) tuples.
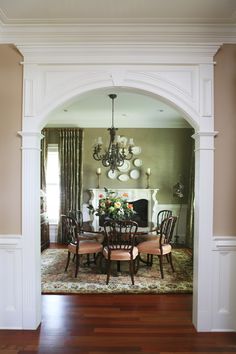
(0, 23), (236, 45)
(16, 44), (220, 65)
(212, 236), (236, 250)
(211, 237), (236, 331)
(0, 235), (23, 329)
(0, 234), (22, 247)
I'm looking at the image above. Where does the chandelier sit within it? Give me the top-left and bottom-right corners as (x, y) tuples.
(93, 94), (134, 172)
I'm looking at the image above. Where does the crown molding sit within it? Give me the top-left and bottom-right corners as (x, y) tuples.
(0, 23), (236, 47)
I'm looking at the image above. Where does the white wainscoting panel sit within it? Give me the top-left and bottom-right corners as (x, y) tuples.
(211, 237), (236, 331)
(0, 235), (23, 329)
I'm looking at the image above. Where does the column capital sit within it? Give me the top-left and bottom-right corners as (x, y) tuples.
(192, 131), (218, 151)
(18, 131), (44, 150)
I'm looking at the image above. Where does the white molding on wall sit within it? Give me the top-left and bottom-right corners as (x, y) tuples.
(21, 65), (201, 131)
(0, 23), (236, 46)
(211, 236), (236, 331)
(16, 44), (220, 65)
(212, 236), (236, 250)
(0, 235), (23, 329)
(0, 234), (22, 247)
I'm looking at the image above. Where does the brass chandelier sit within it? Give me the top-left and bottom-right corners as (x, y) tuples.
(93, 94), (134, 172)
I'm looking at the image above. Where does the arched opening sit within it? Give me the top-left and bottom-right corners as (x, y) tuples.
(20, 68), (215, 331)
(40, 87), (195, 293)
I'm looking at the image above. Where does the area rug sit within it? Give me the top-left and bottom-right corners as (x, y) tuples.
(41, 248), (193, 294)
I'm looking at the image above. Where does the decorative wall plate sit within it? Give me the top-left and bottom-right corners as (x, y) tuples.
(118, 160), (130, 172)
(132, 146), (142, 155)
(133, 158), (142, 167)
(118, 174), (129, 182)
(130, 169), (140, 180)
(108, 170), (118, 179)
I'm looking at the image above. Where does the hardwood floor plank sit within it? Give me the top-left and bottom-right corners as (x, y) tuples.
(0, 294), (235, 354)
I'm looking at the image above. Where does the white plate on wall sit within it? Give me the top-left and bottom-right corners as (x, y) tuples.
(107, 170), (118, 179)
(118, 174), (129, 182)
(117, 160), (131, 172)
(130, 169), (140, 180)
(134, 158), (142, 167)
(132, 146), (142, 155)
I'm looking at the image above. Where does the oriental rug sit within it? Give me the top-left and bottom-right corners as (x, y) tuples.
(41, 248), (193, 294)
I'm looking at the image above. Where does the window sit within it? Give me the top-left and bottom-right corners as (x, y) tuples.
(46, 144), (60, 224)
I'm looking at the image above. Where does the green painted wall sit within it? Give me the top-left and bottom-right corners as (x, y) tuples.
(83, 128), (194, 204)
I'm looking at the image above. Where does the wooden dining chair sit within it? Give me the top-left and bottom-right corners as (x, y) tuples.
(68, 209), (83, 232)
(62, 215), (103, 277)
(137, 216), (177, 279)
(103, 219), (139, 285)
(156, 209), (173, 234)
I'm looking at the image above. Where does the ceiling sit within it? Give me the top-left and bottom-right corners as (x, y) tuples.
(47, 88), (191, 129)
(2, 0), (233, 129)
(0, 0), (235, 24)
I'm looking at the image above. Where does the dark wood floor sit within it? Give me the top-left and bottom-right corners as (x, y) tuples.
(0, 294), (236, 354)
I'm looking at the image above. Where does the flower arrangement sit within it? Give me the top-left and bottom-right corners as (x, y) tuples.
(88, 188), (135, 221)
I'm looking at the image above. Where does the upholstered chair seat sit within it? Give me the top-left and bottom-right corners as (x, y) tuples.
(103, 245), (139, 261)
(137, 240), (172, 255)
(68, 240), (102, 255)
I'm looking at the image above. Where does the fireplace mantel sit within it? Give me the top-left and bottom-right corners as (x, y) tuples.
(88, 188), (159, 231)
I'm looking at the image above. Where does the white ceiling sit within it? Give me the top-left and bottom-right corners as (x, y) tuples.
(0, 0), (235, 24)
(47, 88), (190, 128)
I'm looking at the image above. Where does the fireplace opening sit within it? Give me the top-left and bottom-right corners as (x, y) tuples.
(130, 199), (148, 227)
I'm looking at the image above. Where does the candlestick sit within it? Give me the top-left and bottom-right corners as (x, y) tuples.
(146, 168), (151, 176)
(146, 168), (151, 189)
(96, 167), (101, 188)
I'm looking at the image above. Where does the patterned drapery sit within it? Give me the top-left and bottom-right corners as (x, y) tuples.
(58, 128), (84, 243)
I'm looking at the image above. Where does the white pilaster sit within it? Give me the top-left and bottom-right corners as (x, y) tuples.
(19, 131), (42, 329)
(192, 132), (217, 331)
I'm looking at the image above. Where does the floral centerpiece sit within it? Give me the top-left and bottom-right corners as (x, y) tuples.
(88, 188), (135, 221)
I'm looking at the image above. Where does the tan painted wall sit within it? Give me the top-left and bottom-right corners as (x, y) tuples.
(0, 45), (22, 234)
(83, 128), (193, 204)
(214, 44), (236, 236)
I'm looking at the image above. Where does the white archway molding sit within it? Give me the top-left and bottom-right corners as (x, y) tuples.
(23, 65), (202, 131)
(19, 61), (217, 332)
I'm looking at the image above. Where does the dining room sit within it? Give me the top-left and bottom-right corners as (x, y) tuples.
(40, 88), (194, 294)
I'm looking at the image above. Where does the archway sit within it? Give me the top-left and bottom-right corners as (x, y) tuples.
(20, 65), (215, 331)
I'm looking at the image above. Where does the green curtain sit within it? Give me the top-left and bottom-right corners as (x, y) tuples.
(58, 128), (84, 243)
(185, 135), (195, 249)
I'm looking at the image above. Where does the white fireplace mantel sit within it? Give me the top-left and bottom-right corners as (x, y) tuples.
(88, 188), (159, 231)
